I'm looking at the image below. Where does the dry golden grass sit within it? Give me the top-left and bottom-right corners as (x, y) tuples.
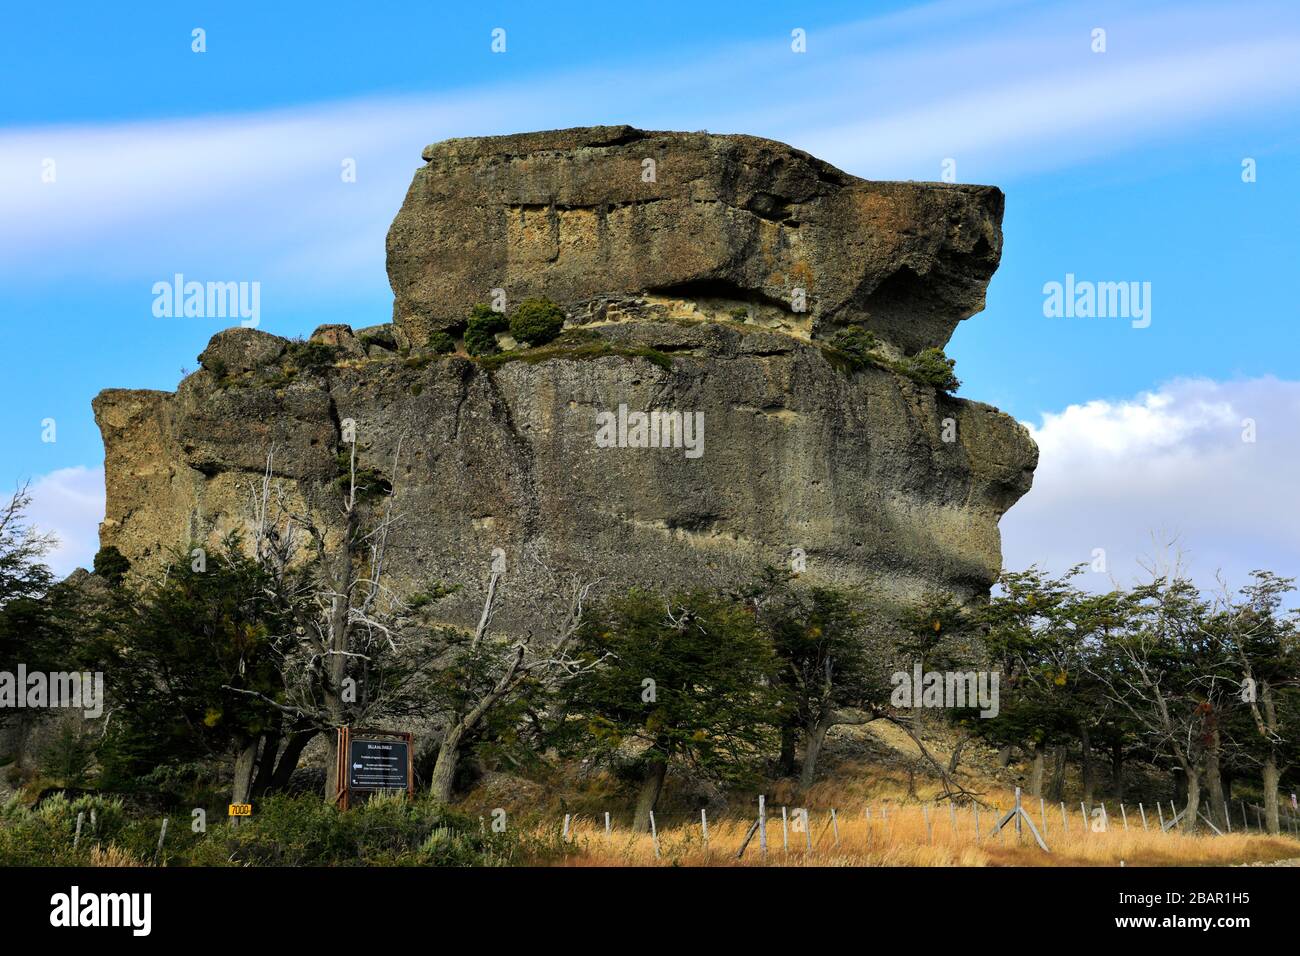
(87, 844), (144, 867)
(532, 790), (1300, 868)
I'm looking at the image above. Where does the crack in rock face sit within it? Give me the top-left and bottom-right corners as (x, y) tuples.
(94, 126), (1036, 630)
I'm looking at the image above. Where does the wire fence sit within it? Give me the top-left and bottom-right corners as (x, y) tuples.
(543, 793), (1300, 863)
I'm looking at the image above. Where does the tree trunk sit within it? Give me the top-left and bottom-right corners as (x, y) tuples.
(1029, 741), (1046, 797)
(267, 730), (315, 794)
(323, 732), (340, 804)
(231, 739), (258, 827)
(1182, 764), (1201, 834)
(1110, 740), (1125, 801)
(778, 726), (797, 776)
(633, 758), (667, 833)
(948, 733), (969, 774)
(1204, 728), (1228, 830)
(249, 729), (280, 798)
(429, 723), (465, 805)
(1049, 745), (1067, 801)
(800, 717), (833, 793)
(1263, 754), (1281, 835)
(1079, 725), (1094, 804)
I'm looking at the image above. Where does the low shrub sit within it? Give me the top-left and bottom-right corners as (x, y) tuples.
(508, 298), (566, 346)
(897, 347), (960, 393)
(465, 304), (508, 356)
(187, 793), (515, 866)
(828, 325), (879, 366)
(427, 331), (457, 354)
(286, 340), (339, 369)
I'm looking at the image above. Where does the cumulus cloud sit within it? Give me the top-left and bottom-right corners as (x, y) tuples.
(1000, 377), (1300, 592)
(19, 466), (105, 579)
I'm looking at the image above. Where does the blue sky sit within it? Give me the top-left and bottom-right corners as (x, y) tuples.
(2, 0), (1298, 589)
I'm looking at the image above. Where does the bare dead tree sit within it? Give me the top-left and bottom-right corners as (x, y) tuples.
(226, 432), (444, 803)
(426, 547), (602, 803)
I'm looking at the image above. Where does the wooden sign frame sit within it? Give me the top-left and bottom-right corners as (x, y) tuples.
(334, 726), (414, 810)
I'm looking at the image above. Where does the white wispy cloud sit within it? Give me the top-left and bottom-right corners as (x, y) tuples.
(1, 0), (1296, 298)
(1000, 377), (1300, 591)
(22, 466), (106, 579)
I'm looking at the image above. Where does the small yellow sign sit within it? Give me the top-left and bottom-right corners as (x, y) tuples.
(228, 803), (252, 817)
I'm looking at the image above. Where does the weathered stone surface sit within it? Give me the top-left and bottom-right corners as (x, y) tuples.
(198, 328), (285, 375)
(310, 323), (366, 359)
(94, 127), (1036, 628)
(95, 322), (1035, 628)
(387, 126), (1003, 354)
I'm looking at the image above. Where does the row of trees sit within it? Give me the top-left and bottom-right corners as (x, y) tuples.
(2, 456), (1296, 835)
(980, 563), (1299, 833)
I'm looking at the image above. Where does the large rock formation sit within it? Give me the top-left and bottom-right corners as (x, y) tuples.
(95, 127), (1036, 627)
(388, 126), (1003, 355)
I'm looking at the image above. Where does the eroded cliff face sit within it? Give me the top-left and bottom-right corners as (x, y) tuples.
(94, 127), (1036, 627)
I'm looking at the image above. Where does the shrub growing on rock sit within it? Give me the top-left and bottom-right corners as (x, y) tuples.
(286, 340), (338, 369)
(508, 297), (566, 346)
(828, 325), (879, 366)
(898, 347), (961, 393)
(427, 331), (456, 354)
(465, 304), (508, 356)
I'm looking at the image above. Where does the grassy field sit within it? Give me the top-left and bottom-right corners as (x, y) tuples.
(538, 793), (1300, 867)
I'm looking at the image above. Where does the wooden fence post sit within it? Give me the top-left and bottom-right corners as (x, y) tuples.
(1060, 801), (1068, 833)
(701, 808), (708, 850)
(831, 808), (840, 847)
(649, 811), (660, 859)
(73, 811), (84, 850)
(154, 817), (168, 864)
(758, 796), (767, 856)
(781, 806), (789, 852)
(605, 811), (611, 839)
(1120, 804), (1129, 831)
(922, 804), (931, 846)
(1139, 802), (1148, 830)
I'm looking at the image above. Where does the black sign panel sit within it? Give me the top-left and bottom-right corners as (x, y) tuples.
(347, 738), (409, 792)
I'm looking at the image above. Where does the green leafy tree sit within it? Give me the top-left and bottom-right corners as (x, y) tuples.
(744, 569), (888, 790)
(565, 589), (781, 830)
(0, 485), (60, 772)
(1221, 571), (1300, 833)
(91, 545), (130, 586)
(95, 537), (304, 804)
